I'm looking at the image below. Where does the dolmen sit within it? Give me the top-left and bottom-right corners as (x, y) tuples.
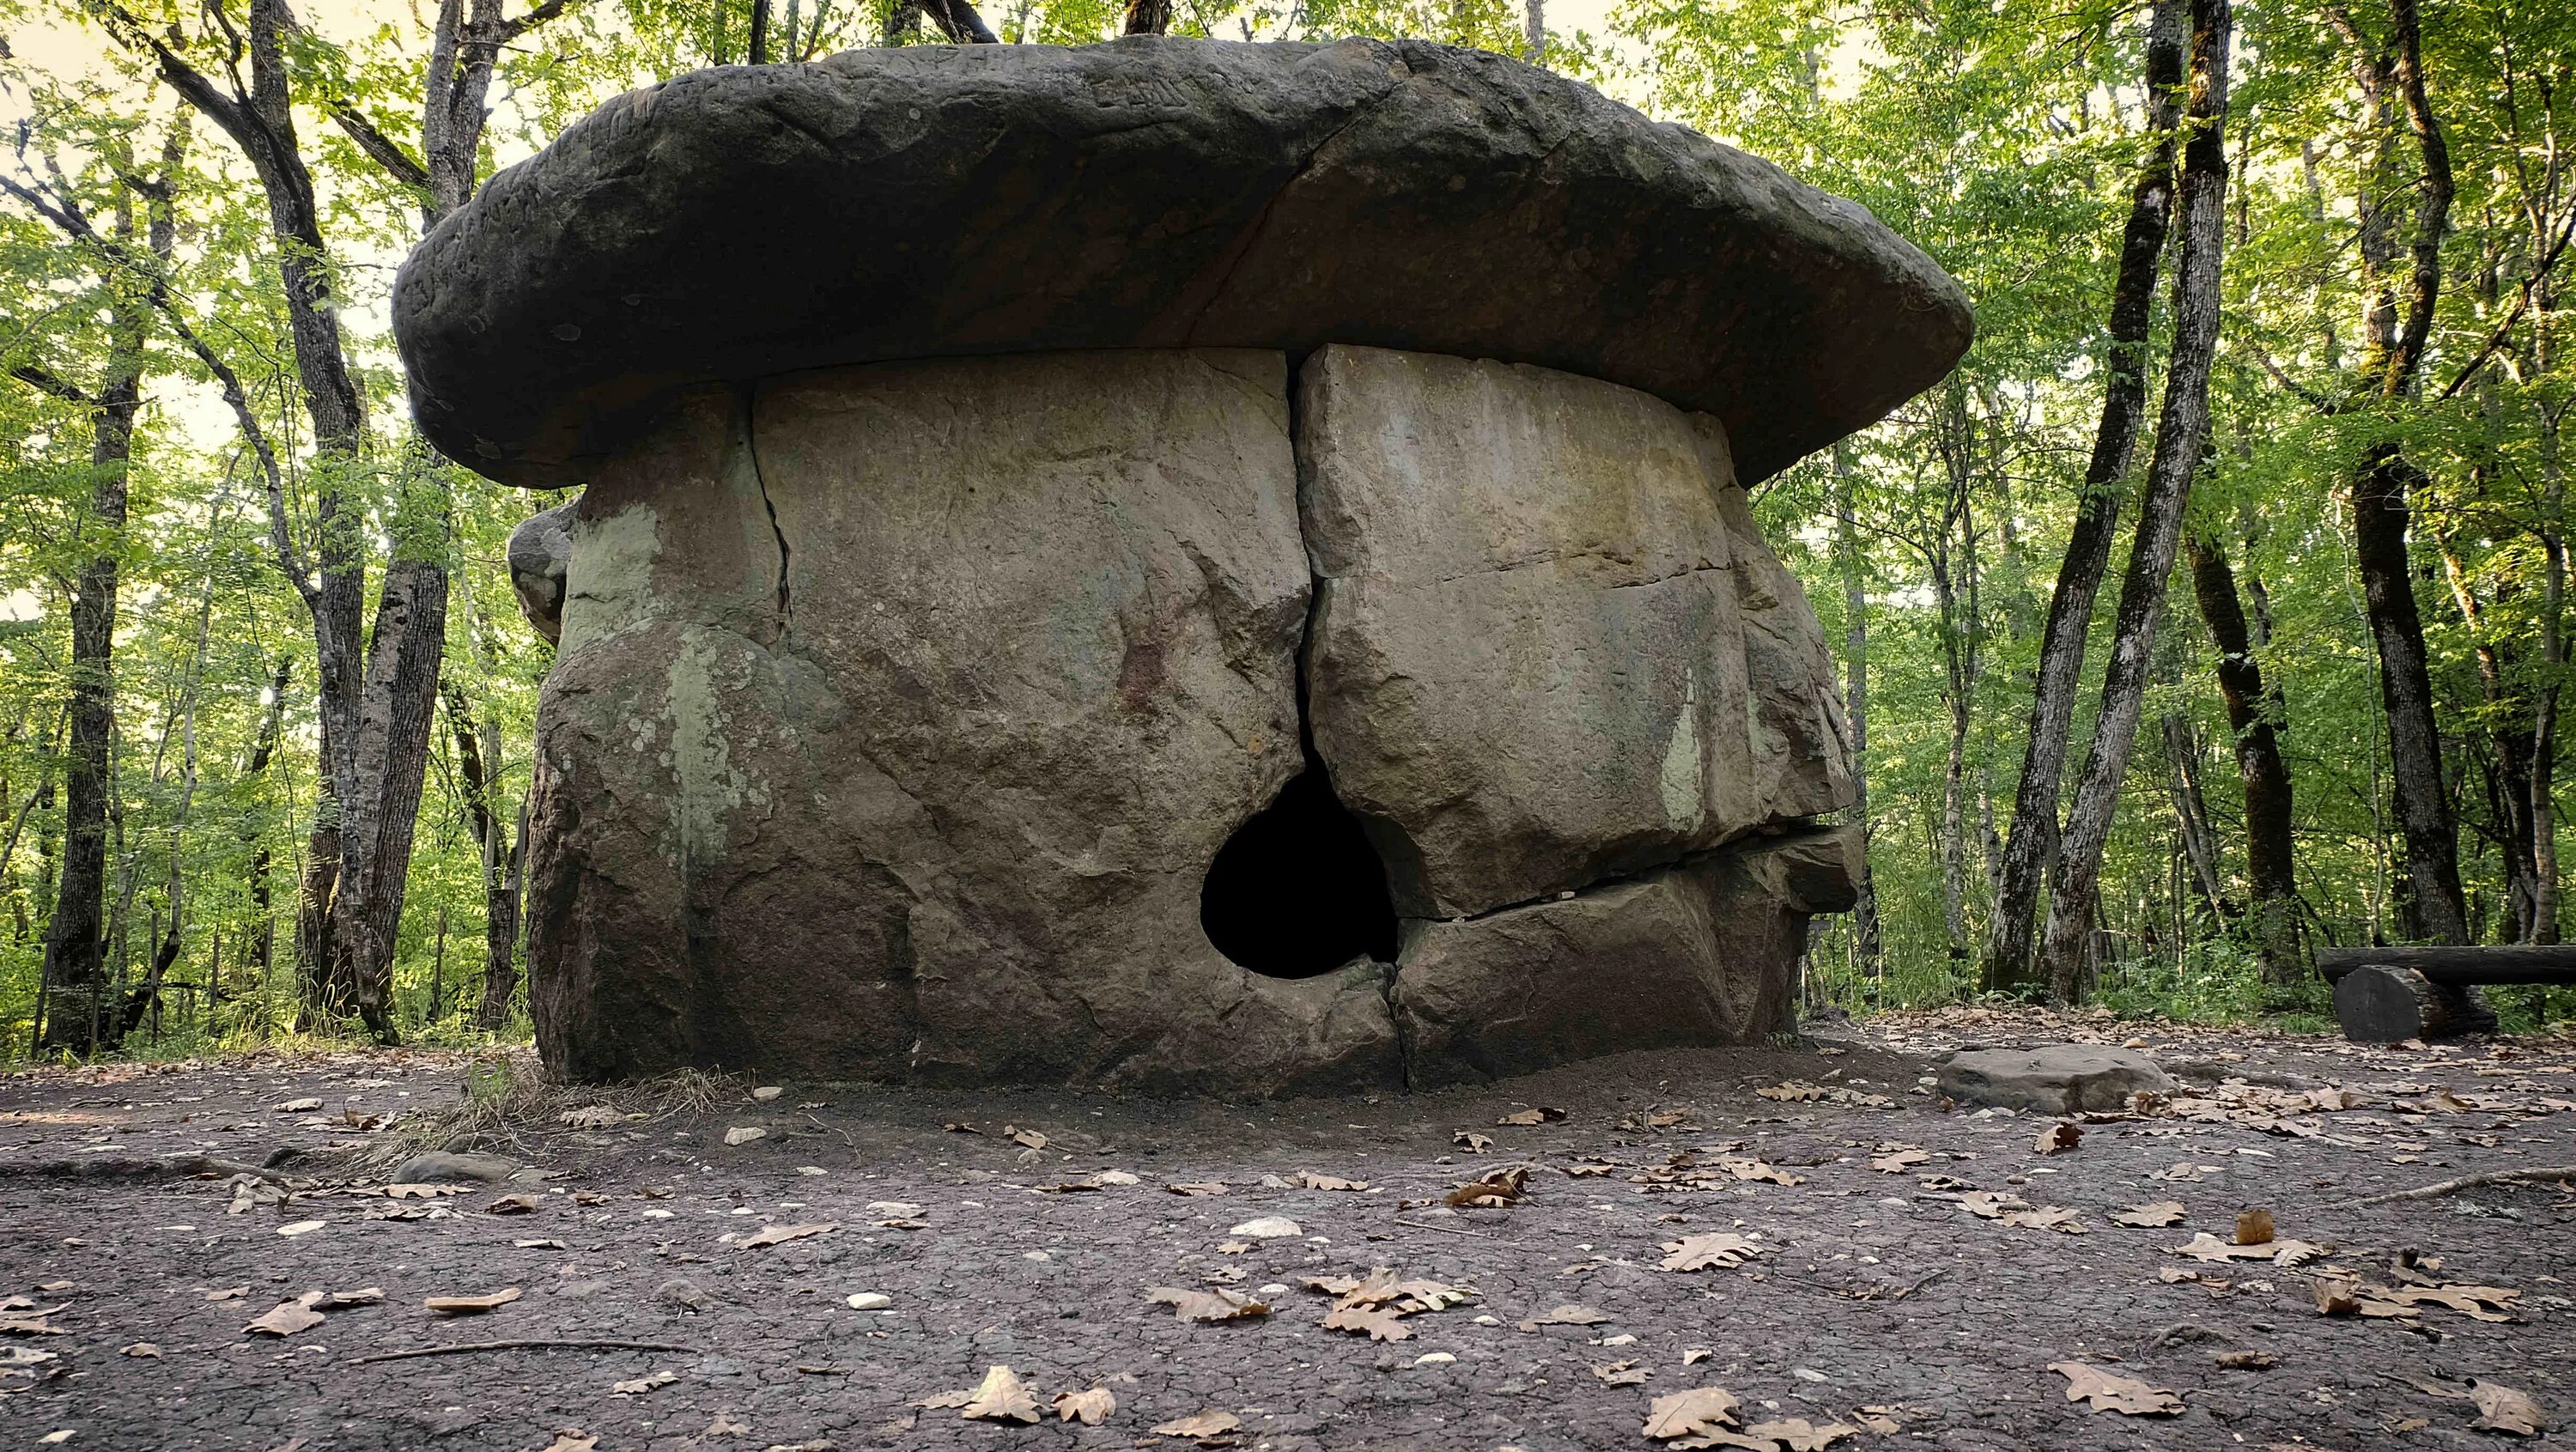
(393, 37), (1972, 1094)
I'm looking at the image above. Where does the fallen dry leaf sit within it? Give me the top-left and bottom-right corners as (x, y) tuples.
(2111, 1201), (2185, 1228)
(275, 1220), (325, 1237)
(1867, 1145), (1929, 1173)
(1228, 1216), (1299, 1238)
(1003, 1127), (1048, 1151)
(244, 1302), (325, 1338)
(540, 1433), (597, 1452)
(1054, 1387), (1116, 1425)
(1163, 1182), (1227, 1197)
(423, 1288), (521, 1315)
(2235, 1208), (2276, 1246)
(1454, 1130), (1495, 1153)
(2171, 1232), (2323, 1267)
(2033, 1122), (2082, 1155)
(959, 1364), (1042, 1424)
(738, 1222), (835, 1248)
(1518, 1303), (1608, 1330)
(1715, 1157), (1803, 1187)
(612, 1370), (677, 1396)
(1756, 1081), (1893, 1108)
(1497, 1108), (1566, 1126)
(559, 1105), (622, 1129)
(1643, 1386), (1742, 1440)
(1446, 1164), (1531, 1208)
(1145, 1286), (1270, 1322)
(721, 1127), (765, 1146)
(485, 1194), (540, 1215)
(1590, 1359), (1649, 1387)
(119, 1343), (158, 1358)
(1660, 1232), (1763, 1272)
(273, 1098), (322, 1113)
(1297, 1171), (1368, 1191)
(2470, 1380), (2549, 1436)
(1743, 1418), (1860, 1450)
(1322, 1303), (1413, 1341)
(2051, 1361), (2183, 1416)
(1151, 1410), (1242, 1438)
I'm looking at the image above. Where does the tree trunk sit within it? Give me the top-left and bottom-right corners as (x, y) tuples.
(481, 794), (529, 1028)
(2186, 529), (2305, 981)
(2160, 709), (2229, 923)
(1983, 0), (2188, 993)
(1122, 0), (1170, 33)
(2347, 0), (2464, 945)
(2038, 0), (2233, 1001)
(2354, 449), (2469, 943)
(1833, 441), (1881, 980)
(242, 658), (291, 993)
(31, 151), (180, 1055)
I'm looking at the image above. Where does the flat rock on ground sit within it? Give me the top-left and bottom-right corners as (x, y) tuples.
(1, 1009), (2570, 1449)
(1937, 1043), (2180, 1115)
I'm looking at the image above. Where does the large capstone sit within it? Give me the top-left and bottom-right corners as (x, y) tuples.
(395, 38), (1973, 1093)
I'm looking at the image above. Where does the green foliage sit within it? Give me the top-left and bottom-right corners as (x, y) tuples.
(2, 0), (2572, 1060)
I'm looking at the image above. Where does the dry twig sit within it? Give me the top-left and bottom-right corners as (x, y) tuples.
(349, 1339), (701, 1365)
(2341, 1167), (2576, 1207)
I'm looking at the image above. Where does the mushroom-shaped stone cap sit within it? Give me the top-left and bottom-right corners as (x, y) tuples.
(394, 36), (1972, 489)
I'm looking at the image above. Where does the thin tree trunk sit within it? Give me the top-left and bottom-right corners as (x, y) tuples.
(25, 143), (181, 1054)
(2534, 398), (2566, 944)
(2187, 529), (2306, 982)
(1983, 0), (2188, 993)
(2347, 0), (2465, 944)
(2160, 709), (2229, 922)
(2038, 0), (2233, 1001)
(1834, 441), (1881, 979)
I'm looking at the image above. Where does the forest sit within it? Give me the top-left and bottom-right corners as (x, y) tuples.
(0, 0), (2568, 1062)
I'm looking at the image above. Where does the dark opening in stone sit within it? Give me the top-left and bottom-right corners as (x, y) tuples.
(1201, 758), (1400, 978)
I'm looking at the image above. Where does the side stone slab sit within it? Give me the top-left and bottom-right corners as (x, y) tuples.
(1393, 824), (1864, 1087)
(526, 349), (1401, 1093)
(1299, 344), (1851, 919)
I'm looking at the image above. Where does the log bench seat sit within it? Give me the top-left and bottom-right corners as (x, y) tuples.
(2319, 946), (2576, 1042)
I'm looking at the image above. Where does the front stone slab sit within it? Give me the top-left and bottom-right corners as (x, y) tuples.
(526, 349), (1402, 1093)
(1392, 824), (1864, 1087)
(1300, 344), (1848, 918)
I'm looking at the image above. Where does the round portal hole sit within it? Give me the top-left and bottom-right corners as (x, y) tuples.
(1200, 758), (1399, 979)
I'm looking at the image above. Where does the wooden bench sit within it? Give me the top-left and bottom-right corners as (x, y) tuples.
(2318, 946), (2576, 1042)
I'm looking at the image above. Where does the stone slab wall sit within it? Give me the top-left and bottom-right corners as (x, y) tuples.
(527, 345), (1859, 1094)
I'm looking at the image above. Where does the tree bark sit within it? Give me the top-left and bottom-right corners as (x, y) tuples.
(2037, 0), (2233, 1001)
(1833, 441), (1881, 980)
(20, 136), (183, 1055)
(2346, 0), (2464, 944)
(1122, 0), (1170, 33)
(2186, 529), (2305, 981)
(1982, 0), (2188, 993)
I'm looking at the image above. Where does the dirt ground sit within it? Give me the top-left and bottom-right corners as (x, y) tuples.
(1, 1007), (2570, 1452)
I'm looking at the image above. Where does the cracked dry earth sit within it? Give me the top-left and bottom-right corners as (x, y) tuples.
(2, 1009), (2572, 1452)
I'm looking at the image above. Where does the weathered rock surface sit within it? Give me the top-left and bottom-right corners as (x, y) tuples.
(395, 38), (1971, 490)
(526, 349), (1402, 1093)
(1935, 1045), (2178, 1115)
(507, 503), (575, 644)
(1301, 345), (1848, 917)
(1393, 824), (1864, 1087)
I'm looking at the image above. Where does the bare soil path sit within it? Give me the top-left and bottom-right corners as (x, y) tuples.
(1, 1009), (2569, 1451)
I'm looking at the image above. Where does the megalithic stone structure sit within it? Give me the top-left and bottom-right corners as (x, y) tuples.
(393, 37), (1972, 1093)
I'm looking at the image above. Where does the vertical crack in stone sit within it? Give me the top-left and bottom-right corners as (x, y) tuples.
(1285, 355), (1415, 1084)
(740, 383), (793, 625)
